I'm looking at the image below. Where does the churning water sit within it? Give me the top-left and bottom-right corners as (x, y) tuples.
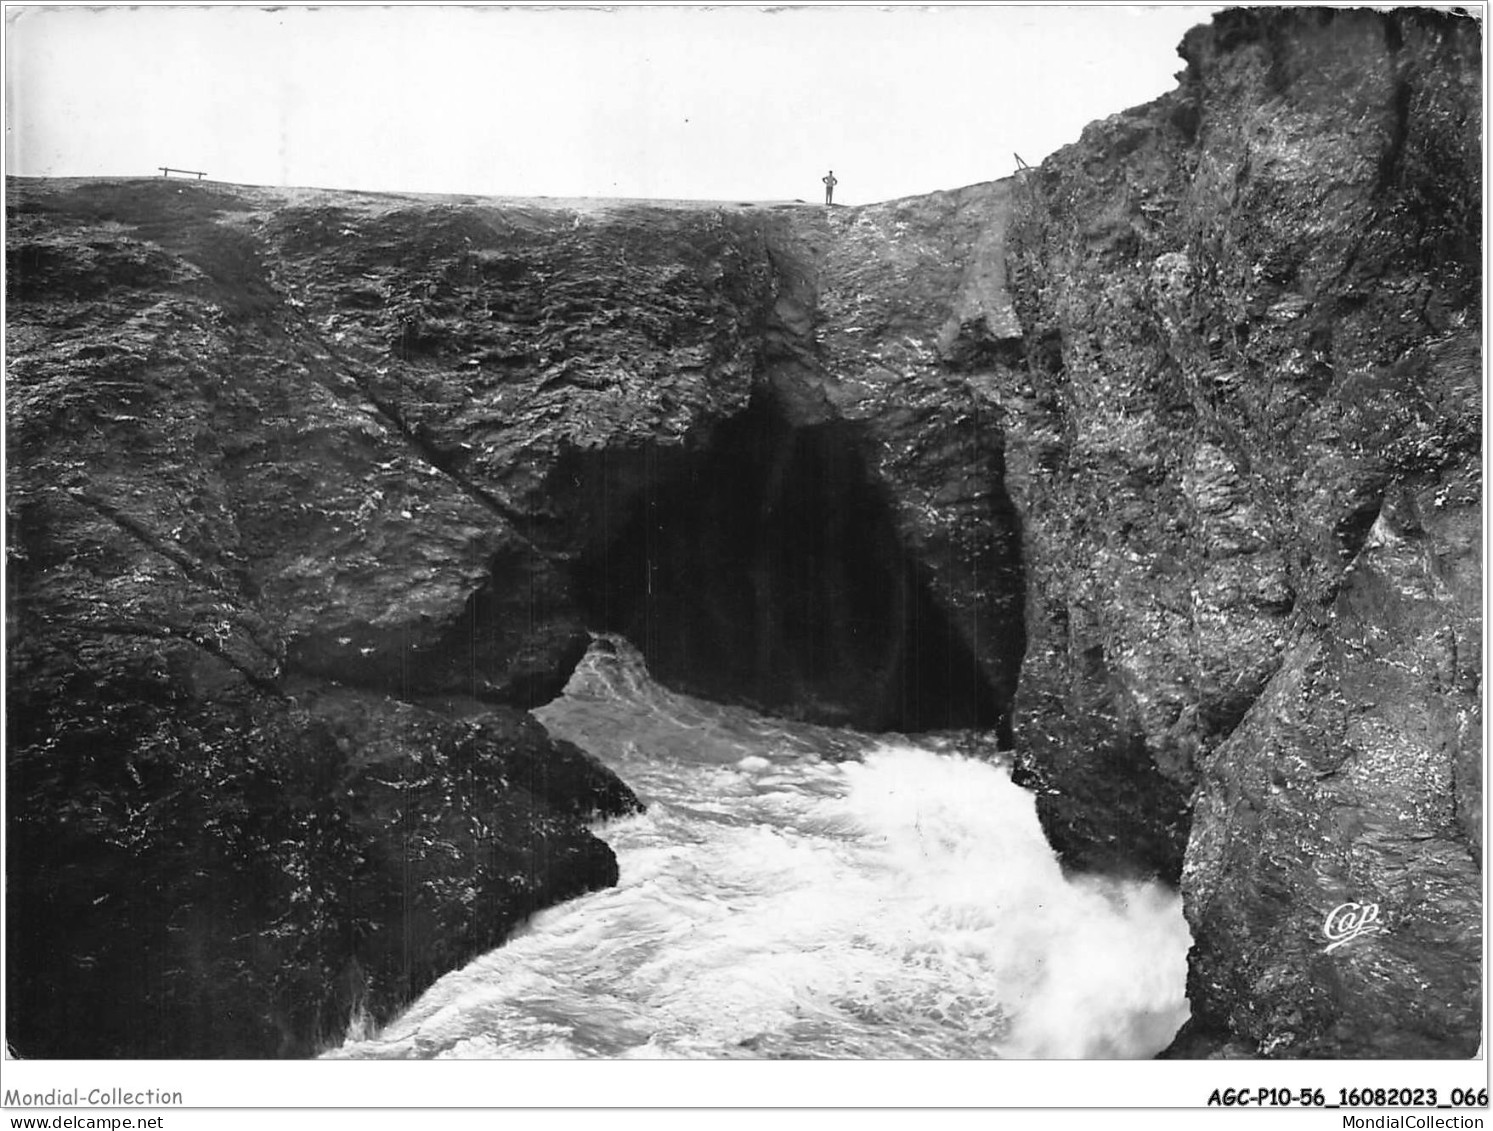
(332, 636), (1191, 1060)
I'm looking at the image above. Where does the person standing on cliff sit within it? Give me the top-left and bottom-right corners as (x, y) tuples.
(822, 170), (837, 206)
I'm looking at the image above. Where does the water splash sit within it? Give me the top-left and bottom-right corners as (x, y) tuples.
(331, 636), (1190, 1059)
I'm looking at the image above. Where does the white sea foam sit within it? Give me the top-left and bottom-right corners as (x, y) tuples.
(331, 637), (1190, 1060)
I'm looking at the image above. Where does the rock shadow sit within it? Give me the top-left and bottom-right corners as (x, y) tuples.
(560, 393), (1013, 736)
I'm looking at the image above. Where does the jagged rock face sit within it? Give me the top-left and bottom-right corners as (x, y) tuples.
(6, 672), (635, 1057)
(7, 182), (1026, 1055)
(6, 186), (682, 1056)
(545, 185), (1029, 731)
(1002, 7), (1480, 1056)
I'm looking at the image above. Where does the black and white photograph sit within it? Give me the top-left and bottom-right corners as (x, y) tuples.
(2, 0), (1485, 1120)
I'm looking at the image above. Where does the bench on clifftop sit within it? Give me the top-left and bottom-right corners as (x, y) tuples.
(159, 166), (207, 180)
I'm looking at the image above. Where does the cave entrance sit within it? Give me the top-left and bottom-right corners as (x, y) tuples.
(562, 393), (1008, 735)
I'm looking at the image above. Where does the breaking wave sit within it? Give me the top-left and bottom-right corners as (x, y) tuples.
(331, 636), (1190, 1059)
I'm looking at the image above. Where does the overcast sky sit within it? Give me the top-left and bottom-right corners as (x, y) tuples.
(6, 4), (1225, 204)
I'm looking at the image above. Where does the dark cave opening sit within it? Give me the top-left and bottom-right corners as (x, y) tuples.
(561, 394), (1014, 737)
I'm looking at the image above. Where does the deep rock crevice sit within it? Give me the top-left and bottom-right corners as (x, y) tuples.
(558, 390), (1017, 736)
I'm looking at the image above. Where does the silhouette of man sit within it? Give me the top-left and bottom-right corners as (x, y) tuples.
(822, 170), (837, 206)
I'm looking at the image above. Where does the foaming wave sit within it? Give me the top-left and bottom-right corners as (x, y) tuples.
(840, 744), (1190, 1058)
(332, 641), (1190, 1060)
(334, 740), (1189, 1059)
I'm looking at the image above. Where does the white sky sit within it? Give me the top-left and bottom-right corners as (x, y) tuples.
(5, 3), (1223, 204)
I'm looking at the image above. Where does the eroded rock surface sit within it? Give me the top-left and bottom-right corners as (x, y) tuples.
(6, 5), (1480, 1060)
(1002, 7), (1480, 1056)
(7, 181), (1027, 1055)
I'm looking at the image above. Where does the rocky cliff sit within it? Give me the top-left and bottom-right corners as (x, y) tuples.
(6, 5), (1481, 1059)
(6, 180), (1027, 1056)
(1004, 6), (1481, 1057)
